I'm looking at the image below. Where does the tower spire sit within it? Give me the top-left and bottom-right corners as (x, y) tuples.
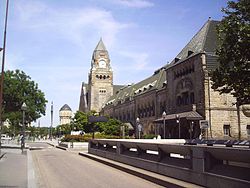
(95, 37), (107, 51)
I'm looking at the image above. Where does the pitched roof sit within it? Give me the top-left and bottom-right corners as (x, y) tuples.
(113, 85), (125, 94)
(170, 19), (220, 65)
(60, 104), (72, 111)
(104, 68), (166, 107)
(92, 38), (110, 60)
(94, 38), (107, 51)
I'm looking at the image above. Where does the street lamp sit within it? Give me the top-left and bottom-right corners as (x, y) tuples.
(176, 114), (181, 138)
(50, 102), (53, 140)
(136, 117), (142, 139)
(190, 121), (194, 139)
(162, 111), (166, 139)
(21, 102), (27, 152)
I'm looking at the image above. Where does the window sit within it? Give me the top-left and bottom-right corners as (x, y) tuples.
(182, 92), (189, 105)
(190, 92), (195, 104)
(223, 124), (230, 136)
(99, 89), (106, 93)
(247, 125), (250, 136)
(176, 96), (182, 106)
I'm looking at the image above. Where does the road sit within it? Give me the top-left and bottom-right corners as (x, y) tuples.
(30, 143), (164, 188)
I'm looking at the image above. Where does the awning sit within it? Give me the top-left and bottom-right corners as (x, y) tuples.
(124, 122), (134, 130)
(154, 111), (203, 123)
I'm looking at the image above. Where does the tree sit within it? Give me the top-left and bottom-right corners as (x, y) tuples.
(2, 70), (47, 126)
(70, 111), (93, 132)
(211, 0), (250, 105)
(98, 118), (124, 136)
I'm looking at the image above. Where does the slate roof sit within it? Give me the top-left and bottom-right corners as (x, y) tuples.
(170, 19), (220, 65)
(92, 38), (110, 60)
(104, 68), (166, 107)
(113, 85), (125, 94)
(94, 38), (107, 51)
(103, 19), (220, 108)
(60, 104), (72, 111)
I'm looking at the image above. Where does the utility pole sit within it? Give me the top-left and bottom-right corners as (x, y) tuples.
(0, 0), (9, 154)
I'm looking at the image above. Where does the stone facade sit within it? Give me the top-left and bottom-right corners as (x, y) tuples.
(80, 20), (250, 140)
(102, 68), (167, 137)
(79, 39), (123, 113)
(59, 104), (72, 125)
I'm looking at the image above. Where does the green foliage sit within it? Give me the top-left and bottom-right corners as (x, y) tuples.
(61, 135), (88, 142)
(2, 70), (47, 126)
(71, 111), (87, 131)
(58, 123), (71, 135)
(143, 134), (156, 139)
(70, 111), (96, 133)
(60, 133), (120, 142)
(58, 111), (126, 137)
(97, 118), (124, 136)
(211, 0), (250, 105)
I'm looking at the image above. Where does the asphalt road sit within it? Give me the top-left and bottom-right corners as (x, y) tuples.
(30, 143), (164, 188)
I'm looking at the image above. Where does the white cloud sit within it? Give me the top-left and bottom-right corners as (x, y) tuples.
(13, 1), (132, 49)
(110, 0), (154, 8)
(118, 51), (151, 70)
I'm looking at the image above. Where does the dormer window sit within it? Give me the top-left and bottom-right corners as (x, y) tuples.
(163, 81), (167, 87)
(175, 57), (180, 63)
(188, 50), (193, 56)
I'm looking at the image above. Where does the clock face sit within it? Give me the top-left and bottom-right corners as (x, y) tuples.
(99, 60), (106, 68)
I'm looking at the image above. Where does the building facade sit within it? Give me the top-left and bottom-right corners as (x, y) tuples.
(59, 104), (72, 125)
(101, 19), (250, 140)
(79, 39), (123, 113)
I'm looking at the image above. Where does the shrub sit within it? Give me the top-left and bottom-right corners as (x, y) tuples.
(60, 133), (120, 142)
(143, 134), (156, 139)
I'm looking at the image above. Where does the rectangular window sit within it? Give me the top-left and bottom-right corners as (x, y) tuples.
(182, 92), (189, 105)
(223, 124), (230, 136)
(247, 125), (250, 136)
(190, 92), (195, 104)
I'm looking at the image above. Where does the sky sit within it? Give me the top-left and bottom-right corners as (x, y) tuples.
(0, 0), (228, 127)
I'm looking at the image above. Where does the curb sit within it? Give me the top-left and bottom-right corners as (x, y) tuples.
(0, 152), (6, 160)
(1, 145), (29, 149)
(79, 152), (203, 188)
(56, 145), (67, 151)
(46, 142), (56, 147)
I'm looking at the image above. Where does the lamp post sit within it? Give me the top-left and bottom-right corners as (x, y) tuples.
(162, 111), (166, 139)
(21, 102), (27, 152)
(190, 121), (194, 139)
(176, 114), (181, 138)
(136, 117), (142, 139)
(50, 102), (53, 140)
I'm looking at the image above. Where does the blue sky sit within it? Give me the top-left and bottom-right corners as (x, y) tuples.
(0, 0), (228, 127)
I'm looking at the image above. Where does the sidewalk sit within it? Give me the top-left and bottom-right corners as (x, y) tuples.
(0, 148), (28, 188)
(0, 139), (37, 188)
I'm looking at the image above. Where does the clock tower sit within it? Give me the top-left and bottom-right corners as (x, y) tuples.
(88, 38), (113, 112)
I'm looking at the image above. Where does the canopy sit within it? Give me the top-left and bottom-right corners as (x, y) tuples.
(154, 111), (203, 123)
